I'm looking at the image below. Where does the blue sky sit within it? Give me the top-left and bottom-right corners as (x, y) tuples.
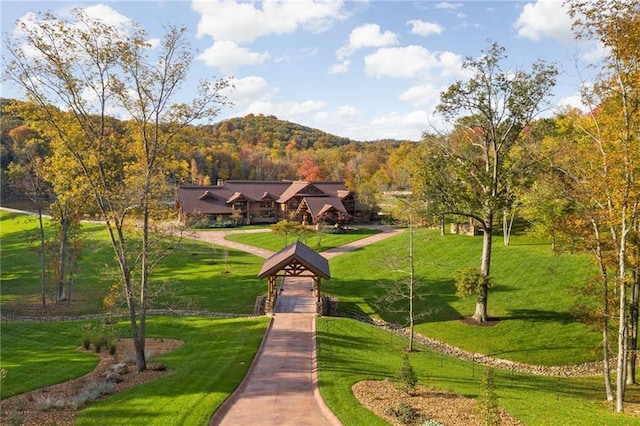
(1, 1), (602, 141)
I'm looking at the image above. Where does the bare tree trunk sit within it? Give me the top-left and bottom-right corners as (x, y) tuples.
(37, 206), (46, 308)
(474, 216), (493, 323)
(409, 215), (415, 351)
(616, 232), (629, 412)
(627, 275), (639, 385)
(138, 198), (150, 372)
(591, 218), (614, 400)
(56, 216), (70, 301)
(503, 208), (515, 246)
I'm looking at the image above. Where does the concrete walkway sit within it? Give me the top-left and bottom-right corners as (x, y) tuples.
(210, 277), (341, 426)
(185, 225), (403, 260)
(183, 228), (274, 259)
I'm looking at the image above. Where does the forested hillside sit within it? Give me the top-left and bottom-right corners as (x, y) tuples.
(1, 100), (414, 205)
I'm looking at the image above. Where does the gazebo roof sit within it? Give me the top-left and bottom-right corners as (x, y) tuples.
(258, 240), (330, 280)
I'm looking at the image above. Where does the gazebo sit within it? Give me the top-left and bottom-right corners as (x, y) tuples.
(258, 241), (330, 314)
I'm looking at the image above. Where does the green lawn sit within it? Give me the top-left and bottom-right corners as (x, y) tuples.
(2, 316), (269, 425)
(0, 320), (100, 399)
(3, 210), (637, 424)
(317, 317), (638, 425)
(0, 210), (267, 316)
(224, 226), (381, 252)
(76, 316), (268, 425)
(326, 227), (601, 366)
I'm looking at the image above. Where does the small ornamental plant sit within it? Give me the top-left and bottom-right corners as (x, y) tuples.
(395, 355), (418, 394)
(475, 366), (501, 426)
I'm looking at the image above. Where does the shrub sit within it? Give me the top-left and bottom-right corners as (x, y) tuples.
(395, 355), (418, 393)
(71, 381), (116, 408)
(80, 321), (115, 353)
(422, 419), (444, 426)
(8, 411), (24, 426)
(385, 403), (419, 424)
(455, 266), (493, 297)
(107, 340), (117, 355)
(475, 366), (501, 426)
(34, 395), (66, 411)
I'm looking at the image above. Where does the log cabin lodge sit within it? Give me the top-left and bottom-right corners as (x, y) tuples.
(176, 180), (360, 226)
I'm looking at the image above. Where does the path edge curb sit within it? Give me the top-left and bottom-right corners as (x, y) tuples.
(312, 316), (343, 425)
(209, 315), (275, 425)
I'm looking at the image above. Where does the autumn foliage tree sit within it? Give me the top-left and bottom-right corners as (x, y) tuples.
(3, 9), (230, 372)
(550, 0), (640, 412)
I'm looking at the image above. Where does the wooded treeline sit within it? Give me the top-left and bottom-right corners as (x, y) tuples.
(1, 104), (413, 201)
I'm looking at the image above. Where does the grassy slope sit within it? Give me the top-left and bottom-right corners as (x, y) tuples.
(2, 316), (269, 425)
(0, 320), (100, 399)
(325, 227), (600, 366)
(76, 316), (268, 425)
(3, 211), (636, 424)
(317, 317), (637, 426)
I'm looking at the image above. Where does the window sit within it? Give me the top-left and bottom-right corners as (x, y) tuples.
(260, 201), (273, 208)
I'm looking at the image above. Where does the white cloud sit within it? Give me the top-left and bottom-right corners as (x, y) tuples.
(242, 99), (328, 118)
(329, 60), (351, 74)
(368, 110), (438, 140)
(437, 51), (470, 79)
(407, 20), (444, 37)
(192, 0), (346, 43)
(399, 84), (441, 106)
(364, 45), (439, 78)
(197, 41), (270, 74)
(514, 0), (575, 43)
(337, 23), (398, 59)
(581, 43), (609, 64)
(556, 93), (588, 113)
(436, 2), (462, 10)
(314, 105), (359, 124)
(222, 76), (275, 109)
(83, 4), (131, 28)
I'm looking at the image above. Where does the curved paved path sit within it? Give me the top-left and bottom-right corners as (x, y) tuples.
(184, 225), (403, 260)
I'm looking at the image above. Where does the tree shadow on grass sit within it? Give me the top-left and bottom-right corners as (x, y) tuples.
(501, 308), (575, 325)
(325, 278), (463, 326)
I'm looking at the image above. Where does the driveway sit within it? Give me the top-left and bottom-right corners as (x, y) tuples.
(197, 225), (403, 425)
(210, 277), (341, 426)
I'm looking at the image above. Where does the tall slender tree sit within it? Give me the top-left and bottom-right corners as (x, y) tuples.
(564, 0), (640, 412)
(3, 8), (231, 371)
(417, 41), (557, 322)
(5, 124), (51, 307)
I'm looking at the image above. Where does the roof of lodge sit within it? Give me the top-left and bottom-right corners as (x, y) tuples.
(177, 180), (351, 215)
(297, 196), (347, 218)
(258, 240), (330, 280)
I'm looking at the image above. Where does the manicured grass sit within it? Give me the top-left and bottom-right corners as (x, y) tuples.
(326, 228), (601, 366)
(317, 317), (640, 425)
(0, 320), (100, 399)
(76, 316), (268, 425)
(0, 210), (266, 316)
(2, 315), (269, 426)
(225, 227), (381, 252)
(3, 210), (631, 425)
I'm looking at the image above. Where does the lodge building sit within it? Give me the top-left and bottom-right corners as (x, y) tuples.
(176, 180), (358, 226)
